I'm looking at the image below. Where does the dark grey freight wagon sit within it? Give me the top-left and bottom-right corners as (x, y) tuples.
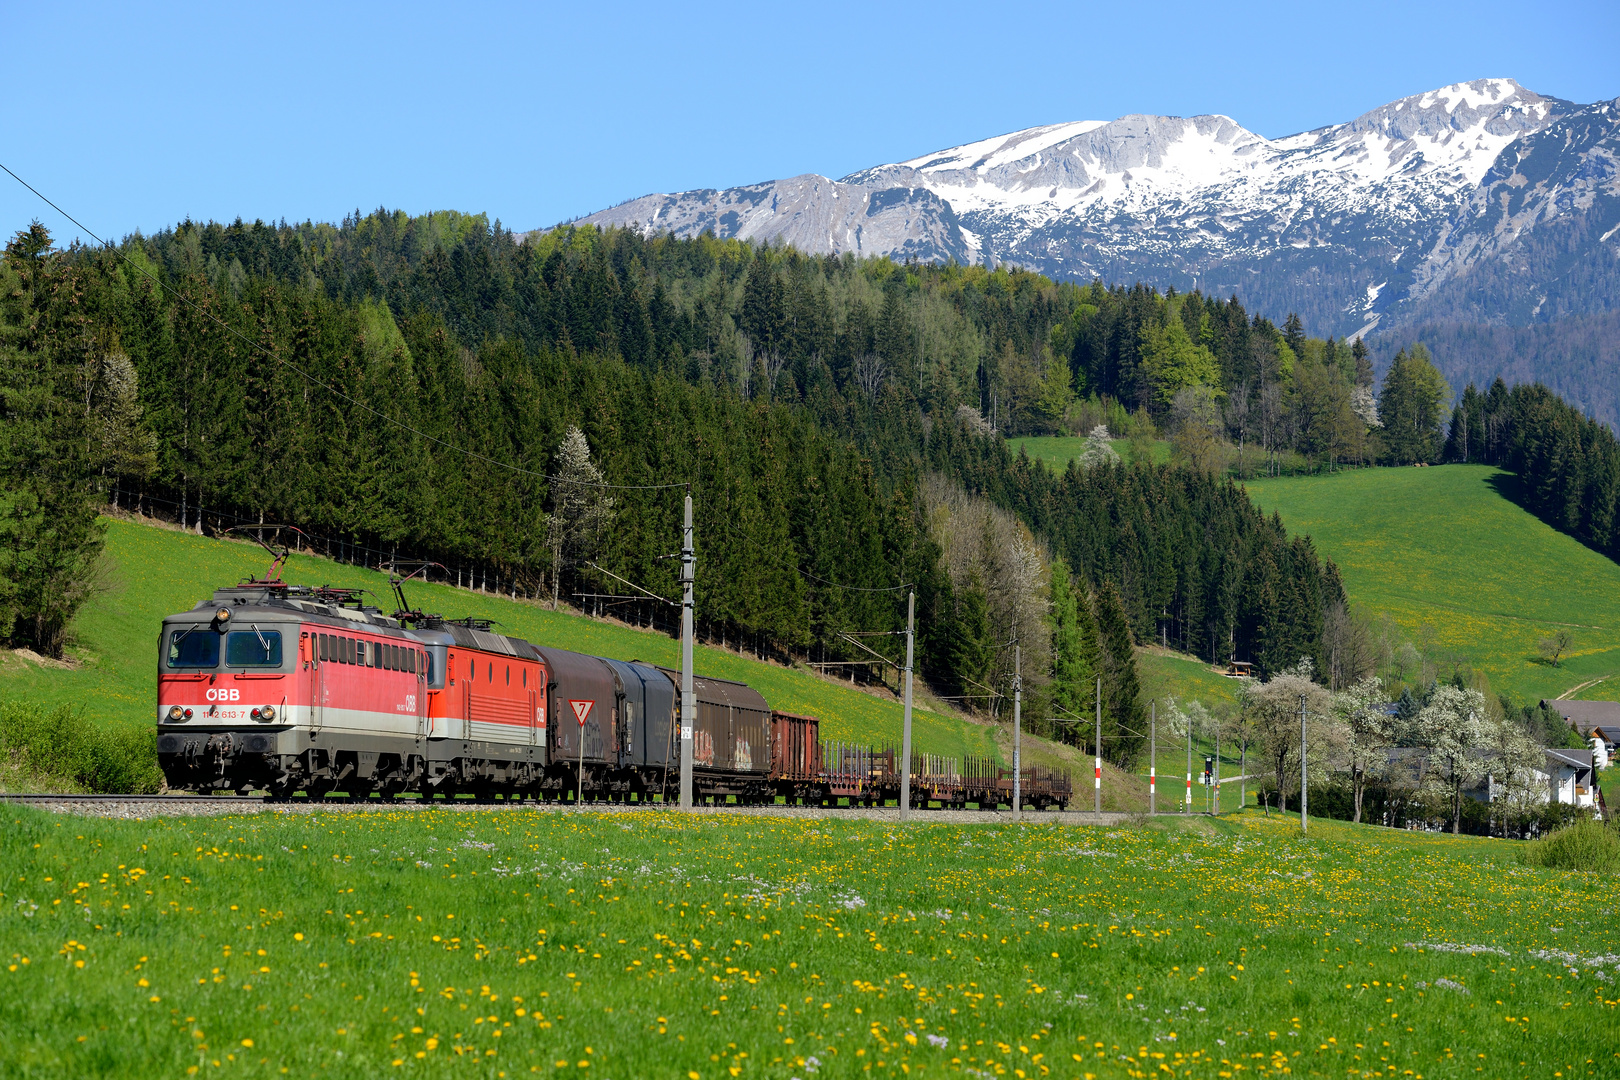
(602, 658), (676, 771)
(536, 646), (617, 767)
(656, 667), (771, 803)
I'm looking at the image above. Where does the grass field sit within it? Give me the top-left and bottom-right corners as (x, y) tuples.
(1244, 465), (1620, 703)
(1007, 437), (1171, 470)
(2, 804), (1613, 1079)
(0, 517), (997, 764)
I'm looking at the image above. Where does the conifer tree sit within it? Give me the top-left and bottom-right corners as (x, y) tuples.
(1351, 336), (1373, 387)
(1377, 344), (1450, 464)
(0, 223), (107, 657)
(1282, 313), (1307, 361)
(1094, 580), (1145, 765)
(546, 426), (613, 608)
(949, 573), (995, 704)
(1048, 557), (1101, 741)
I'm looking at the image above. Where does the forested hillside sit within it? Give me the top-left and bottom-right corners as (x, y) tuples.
(1443, 377), (1620, 561)
(2, 212), (1357, 762)
(1373, 314), (1620, 430)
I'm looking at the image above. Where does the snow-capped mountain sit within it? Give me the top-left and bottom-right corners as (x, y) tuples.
(580, 79), (1620, 338)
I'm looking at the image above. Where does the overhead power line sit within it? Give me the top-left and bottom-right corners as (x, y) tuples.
(704, 517), (913, 594)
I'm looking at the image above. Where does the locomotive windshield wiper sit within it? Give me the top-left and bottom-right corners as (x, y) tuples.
(249, 622), (270, 655)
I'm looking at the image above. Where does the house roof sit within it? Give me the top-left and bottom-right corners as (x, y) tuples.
(1591, 726), (1620, 743)
(1540, 699), (1620, 736)
(1546, 747), (1594, 772)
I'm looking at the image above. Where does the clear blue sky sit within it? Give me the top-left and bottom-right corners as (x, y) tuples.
(3, 0), (1616, 245)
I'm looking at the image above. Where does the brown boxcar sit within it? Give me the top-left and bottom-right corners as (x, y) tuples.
(657, 667), (771, 802)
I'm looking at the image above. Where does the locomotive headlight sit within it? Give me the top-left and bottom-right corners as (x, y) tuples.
(212, 607), (231, 628)
(166, 705), (184, 722)
(258, 704), (276, 722)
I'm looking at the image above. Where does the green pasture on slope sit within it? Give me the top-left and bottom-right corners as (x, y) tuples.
(1007, 435), (1171, 470)
(0, 517), (995, 763)
(2, 805), (1612, 1079)
(1245, 465), (1620, 702)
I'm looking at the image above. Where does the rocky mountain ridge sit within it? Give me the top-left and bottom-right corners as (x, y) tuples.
(580, 79), (1619, 341)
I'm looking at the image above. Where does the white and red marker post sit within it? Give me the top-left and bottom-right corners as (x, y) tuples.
(1149, 700), (1156, 816)
(1093, 676), (1103, 818)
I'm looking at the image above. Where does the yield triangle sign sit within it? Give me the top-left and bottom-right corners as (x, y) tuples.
(570, 699), (595, 727)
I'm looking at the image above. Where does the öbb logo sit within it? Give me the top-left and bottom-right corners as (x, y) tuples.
(205, 688), (241, 702)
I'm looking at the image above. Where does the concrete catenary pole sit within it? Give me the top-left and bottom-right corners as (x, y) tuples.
(679, 493), (695, 811)
(1213, 728), (1221, 816)
(900, 590), (915, 822)
(1012, 646), (1022, 822)
(1149, 700), (1156, 816)
(1094, 675), (1102, 818)
(1299, 693), (1308, 834)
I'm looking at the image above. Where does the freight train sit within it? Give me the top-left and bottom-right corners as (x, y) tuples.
(155, 568), (1071, 810)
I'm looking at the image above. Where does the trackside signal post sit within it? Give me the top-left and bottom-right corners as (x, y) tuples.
(679, 494), (695, 812)
(899, 591), (915, 822)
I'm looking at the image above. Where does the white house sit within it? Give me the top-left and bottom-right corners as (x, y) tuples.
(1543, 748), (1597, 809)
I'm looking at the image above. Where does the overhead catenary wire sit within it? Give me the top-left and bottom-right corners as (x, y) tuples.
(703, 517), (913, 595)
(3, 162), (938, 605)
(1, 160), (691, 495)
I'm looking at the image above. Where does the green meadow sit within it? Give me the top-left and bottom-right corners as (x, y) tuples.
(0, 517), (997, 763)
(1007, 436), (1170, 470)
(1244, 465), (1620, 703)
(1, 804), (1612, 1079)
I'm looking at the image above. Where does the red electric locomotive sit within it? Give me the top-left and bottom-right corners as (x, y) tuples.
(153, 536), (1071, 808)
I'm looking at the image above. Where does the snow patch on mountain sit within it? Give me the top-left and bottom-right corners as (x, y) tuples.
(578, 79), (1619, 337)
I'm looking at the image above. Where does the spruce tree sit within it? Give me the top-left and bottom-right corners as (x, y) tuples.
(1351, 336), (1373, 387)
(1094, 580), (1145, 765)
(0, 223), (107, 657)
(1048, 557), (1102, 742)
(949, 573), (995, 704)
(1282, 313), (1307, 362)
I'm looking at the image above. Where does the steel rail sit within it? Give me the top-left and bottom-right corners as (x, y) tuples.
(0, 793), (267, 803)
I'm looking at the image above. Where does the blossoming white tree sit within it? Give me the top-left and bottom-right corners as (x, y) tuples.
(1414, 685), (1488, 834)
(1333, 675), (1396, 824)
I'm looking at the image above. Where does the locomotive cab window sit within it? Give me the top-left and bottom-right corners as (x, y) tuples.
(166, 627), (220, 669)
(225, 629), (283, 667)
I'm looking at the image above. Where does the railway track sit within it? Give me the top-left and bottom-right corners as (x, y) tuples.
(0, 791), (1134, 824)
(0, 793), (266, 803)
